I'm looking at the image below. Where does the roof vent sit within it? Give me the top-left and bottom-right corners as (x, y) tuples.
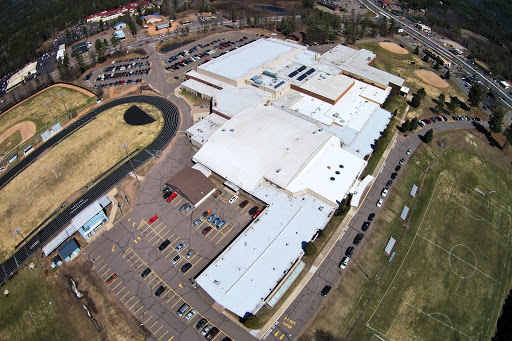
(313, 131), (316, 134)
(335, 171), (340, 175)
(318, 128), (323, 131)
(276, 169), (281, 173)
(222, 128), (226, 132)
(229, 128), (234, 132)
(330, 177), (335, 181)
(339, 164), (344, 168)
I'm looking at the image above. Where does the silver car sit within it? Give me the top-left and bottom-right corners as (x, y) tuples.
(193, 218), (203, 227)
(186, 249), (195, 259)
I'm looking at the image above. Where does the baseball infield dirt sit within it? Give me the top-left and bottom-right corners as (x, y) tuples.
(414, 70), (449, 88)
(0, 121), (36, 145)
(379, 42), (408, 54)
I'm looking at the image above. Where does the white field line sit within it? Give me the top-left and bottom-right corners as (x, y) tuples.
(405, 303), (471, 339)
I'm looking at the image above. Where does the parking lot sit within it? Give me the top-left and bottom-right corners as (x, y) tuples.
(87, 161), (260, 341)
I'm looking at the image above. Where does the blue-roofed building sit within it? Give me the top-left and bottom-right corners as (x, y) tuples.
(114, 30), (126, 40)
(58, 238), (80, 262)
(113, 22), (126, 29)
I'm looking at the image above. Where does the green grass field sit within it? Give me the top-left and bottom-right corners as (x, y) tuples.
(306, 130), (512, 341)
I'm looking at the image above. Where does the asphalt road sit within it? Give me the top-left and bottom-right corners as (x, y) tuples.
(263, 120), (480, 341)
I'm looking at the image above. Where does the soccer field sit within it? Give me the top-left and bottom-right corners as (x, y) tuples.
(366, 164), (511, 340)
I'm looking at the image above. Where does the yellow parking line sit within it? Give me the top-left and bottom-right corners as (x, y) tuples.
(168, 336), (174, 341)
(116, 286), (126, 295)
(107, 277), (118, 286)
(120, 291), (130, 300)
(150, 320), (158, 329)
(112, 281), (122, 290)
(101, 268), (111, 277)
(158, 330), (168, 340)
(135, 262), (146, 270)
(125, 296), (135, 304)
(152, 282), (161, 289)
(166, 294), (176, 304)
(135, 305), (144, 314)
(171, 299), (181, 308)
(130, 300), (140, 309)
(94, 259), (104, 268)
(145, 315), (153, 324)
(154, 325), (163, 334)
(160, 290), (171, 299)
(97, 263), (108, 272)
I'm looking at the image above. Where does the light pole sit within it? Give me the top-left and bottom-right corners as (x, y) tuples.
(120, 141), (138, 180)
(12, 227), (25, 240)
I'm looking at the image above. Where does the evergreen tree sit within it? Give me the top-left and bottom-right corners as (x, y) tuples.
(414, 45), (420, 55)
(416, 88), (426, 99)
(411, 94), (421, 108)
(410, 117), (419, 130)
(423, 54), (429, 62)
(445, 70), (450, 79)
(489, 108), (506, 133)
(468, 83), (484, 107)
(401, 119), (411, 131)
(504, 124), (512, 148)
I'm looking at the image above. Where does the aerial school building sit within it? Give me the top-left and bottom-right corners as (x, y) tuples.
(183, 38), (404, 317)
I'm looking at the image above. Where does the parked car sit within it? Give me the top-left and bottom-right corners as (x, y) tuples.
(212, 217), (222, 226)
(362, 221), (371, 231)
(345, 246), (354, 257)
(148, 215), (158, 224)
(201, 325), (212, 336)
(381, 188), (389, 197)
(239, 200), (249, 208)
(406, 148), (412, 155)
(175, 242), (186, 252)
(155, 286), (166, 296)
(180, 203), (191, 212)
(377, 199), (384, 208)
(395, 165), (401, 172)
(339, 256), (350, 269)
(228, 195), (238, 204)
(213, 190), (222, 198)
(194, 218), (203, 227)
(171, 254), (182, 265)
(162, 186), (171, 194)
(399, 158), (405, 165)
(207, 213), (216, 222)
(368, 213), (375, 221)
(320, 285), (332, 297)
(196, 318), (208, 330)
(158, 239), (170, 251)
(202, 209), (211, 217)
(202, 226), (212, 235)
(186, 249), (195, 259)
(386, 180), (393, 187)
(391, 172), (397, 179)
(217, 220), (226, 229)
(206, 327), (219, 340)
(166, 192), (178, 202)
(163, 191), (173, 199)
(141, 268), (152, 278)
(185, 309), (197, 320)
(177, 303), (190, 317)
(105, 273), (117, 284)
(353, 233), (364, 245)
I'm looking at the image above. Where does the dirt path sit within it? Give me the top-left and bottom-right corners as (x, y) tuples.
(0, 121), (36, 145)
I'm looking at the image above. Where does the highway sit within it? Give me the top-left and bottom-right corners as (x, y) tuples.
(359, 0), (512, 110)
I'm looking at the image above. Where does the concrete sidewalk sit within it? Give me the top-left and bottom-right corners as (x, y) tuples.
(256, 128), (400, 339)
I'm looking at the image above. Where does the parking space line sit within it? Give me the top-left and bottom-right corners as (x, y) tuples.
(154, 325), (163, 334)
(135, 305), (144, 314)
(107, 277), (118, 286)
(120, 291), (130, 300)
(101, 268), (111, 278)
(168, 336), (174, 341)
(145, 315), (153, 324)
(130, 300), (140, 310)
(125, 296), (135, 304)
(116, 286), (126, 296)
(170, 298), (181, 308)
(150, 320), (158, 329)
(152, 282), (161, 289)
(97, 262), (108, 272)
(173, 198), (184, 207)
(94, 259), (104, 268)
(112, 281), (122, 290)
(135, 262), (146, 270)
(158, 330), (168, 340)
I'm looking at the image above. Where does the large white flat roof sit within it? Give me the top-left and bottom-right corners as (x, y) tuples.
(299, 73), (355, 103)
(193, 106), (331, 192)
(186, 114), (228, 146)
(286, 136), (366, 204)
(7, 61), (38, 91)
(196, 182), (335, 317)
(198, 38), (302, 81)
(342, 64), (405, 87)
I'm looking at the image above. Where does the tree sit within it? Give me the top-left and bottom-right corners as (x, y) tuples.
(446, 100), (457, 114)
(489, 107), (506, 133)
(423, 54), (429, 63)
(504, 124), (512, 148)
(401, 119), (411, 132)
(468, 83), (484, 107)
(75, 52), (85, 73)
(303, 0), (315, 8)
(435, 93), (445, 112)
(99, 19), (104, 30)
(411, 94), (421, 108)
(110, 35), (121, 49)
(414, 45), (420, 55)
(243, 314), (260, 329)
(136, 16), (142, 26)
(304, 241), (317, 257)
(416, 88), (426, 99)
(445, 69), (450, 79)
(434, 62), (440, 70)
(410, 117), (419, 130)
(231, 7), (237, 27)
(424, 129), (434, 143)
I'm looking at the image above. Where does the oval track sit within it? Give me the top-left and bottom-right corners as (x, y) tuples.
(0, 95), (180, 285)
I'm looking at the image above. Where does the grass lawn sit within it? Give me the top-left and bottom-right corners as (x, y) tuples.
(0, 103), (163, 262)
(304, 130), (512, 340)
(0, 130), (21, 157)
(180, 89), (209, 106)
(0, 86), (95, 137)
(0, 256), (145, 341)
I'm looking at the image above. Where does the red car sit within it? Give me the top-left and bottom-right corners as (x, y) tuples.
(252, 209), (262, 219)
(148, 215), (158, 224)
(105, 273), (117, 284)
(239, 200), (249, 208)
(202, 226), (212, 235)
(166, 192), (178, 202)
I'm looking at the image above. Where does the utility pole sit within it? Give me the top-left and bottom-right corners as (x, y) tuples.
(120, 141), (138, 180)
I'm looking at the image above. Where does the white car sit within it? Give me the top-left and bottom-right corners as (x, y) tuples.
(339, 256), (350, 269)
(185, 309), (197, 320)
(381, 188), (389, 197)
(406, 149), (412, 155)
(228, 195), (238, 204)
(376, 199), (384, 208)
